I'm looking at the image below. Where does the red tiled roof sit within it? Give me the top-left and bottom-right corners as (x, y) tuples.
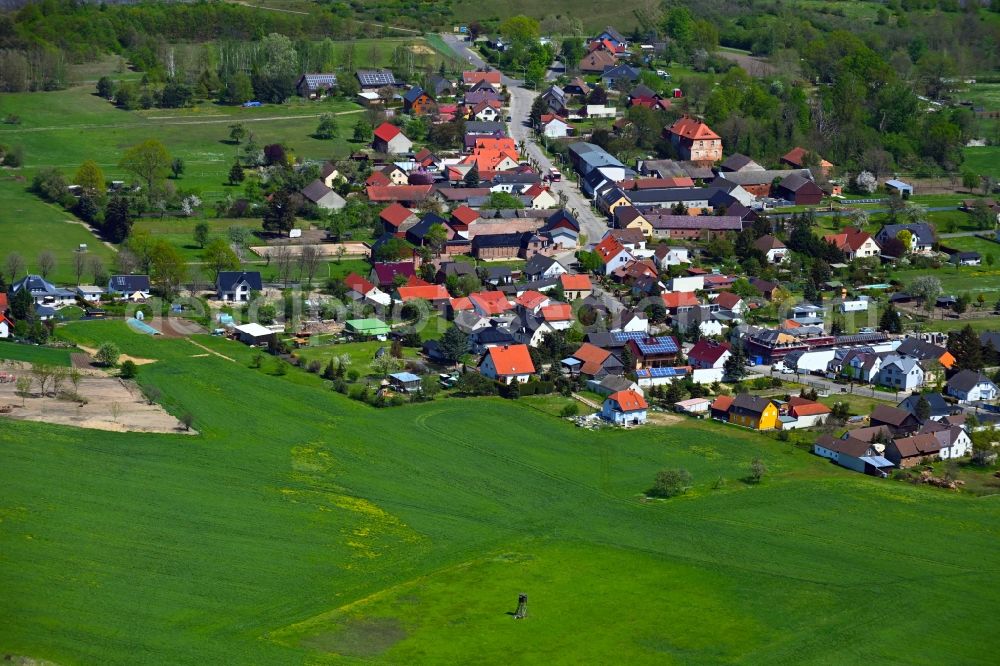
(366, 171), (391, 186)
(463, 70), (501, 85)
(451, 205), (480, 226)
(689, 340), (730, 365)
(824, 227), (876, 253)
(344, 272), (375, 295)
(711, 395), (734, 412)
(380, 202), (416, 228)
(541, 303), (573, 322)
(667, 115), (720, 141)
(373, 122), (401, 142)
(662, 291), (700, 309)
(449, 296), (472, 311)
(608, 390), (648, 411)
(714, 291), (743, 310)
(516, 290), (549, 310)
(484, 344), (535, 376)
(788, 396), (832, 417)
(470, 290), (512, 315)
(366, 185), (433, 202)
(594, 236), (628, 264)
(573, 342), (612, 375)
(397, 284), (449, 301)
(560, 273), (592, 291)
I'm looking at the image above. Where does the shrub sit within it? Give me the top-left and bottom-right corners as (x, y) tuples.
(95, 341), (120, 367)
(560, 403), (579, 417)
(347, 369), (360, 382)
(307, 360), (322, 374)
(119, 360), (138, 379)
(648, 469), (692, 498)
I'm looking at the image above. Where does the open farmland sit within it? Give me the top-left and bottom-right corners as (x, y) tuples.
(0, 320), (998, 664)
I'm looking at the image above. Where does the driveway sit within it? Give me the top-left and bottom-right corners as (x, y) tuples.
(440, 34), (609, 244)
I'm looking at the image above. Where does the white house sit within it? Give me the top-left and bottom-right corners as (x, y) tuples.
(814, 434), (893, 476)
(946, 369), (998, 404)
(753, 235), (787, 263)
(76, 285), (104, 302)
(923, 422), (973, 459)
(840, 297), (870, 313)
(594, 237), (635, 275)
(877, 354), (925, 391)
(0, 314), (11, 338)
(12, 274), (77, 308)
(541, 117), (573, 138)
(585, 104), (617, 119)
(688, 340), (731, 370)
(478, 344), (535, 384)
(216, 271), (263, 302)
(654, 247), (690, 268)
(601, 390), (648, 425)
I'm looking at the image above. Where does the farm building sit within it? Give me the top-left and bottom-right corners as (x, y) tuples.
(233, 323), (276, 347)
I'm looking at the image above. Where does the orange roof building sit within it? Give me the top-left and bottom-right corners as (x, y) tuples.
(541, 303), (573, 322)
(397, 283), (450, 302)
(479, 344), (536, 384)
(661, 291), (700, 310)
(469, 290), (513, 316)
(665, 115), (722, 165)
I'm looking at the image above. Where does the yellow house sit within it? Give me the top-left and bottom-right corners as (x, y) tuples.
(727, 394), (778, 430)
(614, 206), (652, 235)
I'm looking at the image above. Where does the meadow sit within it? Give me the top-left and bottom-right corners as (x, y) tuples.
(0, 319), (999, 664)
(0, 176), (117, 285)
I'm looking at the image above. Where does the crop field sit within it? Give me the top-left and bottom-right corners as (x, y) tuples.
(964, 146), (1000, 179)
(0, 319), (998, 664)
(0, 341), (75, 366)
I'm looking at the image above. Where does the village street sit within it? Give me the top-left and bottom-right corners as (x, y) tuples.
(441, 33), (609, 244)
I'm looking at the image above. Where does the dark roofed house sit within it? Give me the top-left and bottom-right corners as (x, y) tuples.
(357, 69), (399, 89)
(403, 86), (434, 115)
(296, 73), (337, 98)
(601, 64), (641, 88)
(775, 173), (823, 205)
(885, 433), (945, 468)
(719, 154), (763, 173)
(216, 271), (262, 302)
(897, 392), (955, 421)
(870, 404), (921, 435)
(107, 274), (151, 298)
(371, 261), (416, 288)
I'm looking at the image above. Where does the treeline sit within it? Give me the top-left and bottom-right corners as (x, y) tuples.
(0, 0), (345, 91)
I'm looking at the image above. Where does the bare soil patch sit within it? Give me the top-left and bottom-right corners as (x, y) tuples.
(0, 362), (193, 434)
(647, 411), (684, 426)
(250, 242), (371, 258)
(76, 345), (156, 365)
(716, 50), (776, 77)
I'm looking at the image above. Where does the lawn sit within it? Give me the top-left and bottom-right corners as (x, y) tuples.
(0, 176), (117, 285)
(964, 146), (1000, 179)
(1, 320), (1000, 664)
(893, 263), (1000, 296)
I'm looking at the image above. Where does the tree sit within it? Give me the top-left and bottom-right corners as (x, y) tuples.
(119, 139), (171, 192)
(955, 293), (970, 315)
(202, 238), (240, 281)
(909, 275), (942, 312)
(962, 170), (980, 191)
(10, 281), (33, 321)
(35, 250), (56, 279)
(149, 240), (186, 296)
(879, 304), (902, 334)
(74, 160), (105, 193)
(463, 162), (480, 187)
(353, 120), (372, 143)
(170, 157), (185, 179)
(371, 352), (404, 377)
(529, 93), (549, 127)
(103, 195), (133, 243)
(947, 324), (984, 372)
(262, 190), (296, 235)
(5, 252), (25, 283)
(748, 457), (767, 484)
(228, 161), (245, 186)
(420, 374), (441, 398)
(647, 468), (692, 498)
(485, 191), (523, 209)
(724, 342), (748, 380)
(73, 250), (88, 285)
(315, 113), (339, 139)
(119, 360), (138, 379)
(915, 394), (931, 422)
(32, 168), (69, 203)
(499, 15), (541, 43)
(96, 341), (120, 367)
(96, 76), (115, 100)
(298, 245), (322, 285)
(855, 170), (877, 194)
(439, 326), (469, 364)
(89, 255), (106, 286)
(15, 376), (31, 406)
(228, 122), (247, 145)
(193, 221), (210, 249)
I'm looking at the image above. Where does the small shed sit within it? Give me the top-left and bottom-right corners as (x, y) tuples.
(234, 323), (276, 347)
(885, 179), (914, 197)
(388, 372), (422, 393)
(674, 397), (711, 414)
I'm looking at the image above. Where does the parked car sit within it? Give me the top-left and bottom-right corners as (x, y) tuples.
(242, 101), (262, 107)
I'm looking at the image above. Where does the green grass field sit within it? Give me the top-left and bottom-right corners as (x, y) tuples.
(1, 319), (999, 663)
(0, 85), (362, 197)
(0, 341), (75, 365)
(0, 176), (117, 285)
(964, 146), (1000, 179)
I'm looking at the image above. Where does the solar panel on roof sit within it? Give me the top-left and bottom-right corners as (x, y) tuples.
(635, 338), (679, 354)
(611, 331), (646, 342)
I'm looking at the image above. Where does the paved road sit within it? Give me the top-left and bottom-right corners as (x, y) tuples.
(441, 34), (609, 244)
(748, 365), (904, 402)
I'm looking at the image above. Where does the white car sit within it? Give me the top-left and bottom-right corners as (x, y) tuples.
(657, 70), (671, 78)
(781, 367), (796, 375)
